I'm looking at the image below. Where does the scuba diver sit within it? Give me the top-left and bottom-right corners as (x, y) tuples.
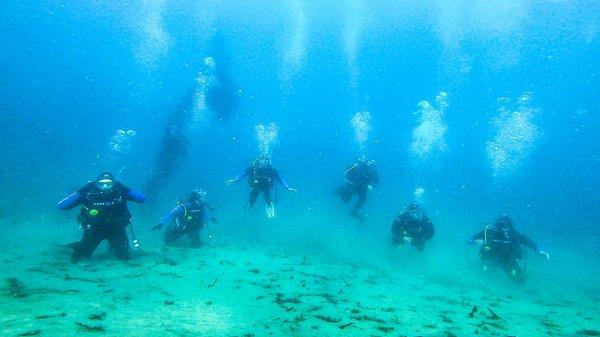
(57, 172), (145, 262)
(335, 158), (379, 219)
(391, 203), (434, 251)
(467, 215), (550, 281)
(226, 154), (296, 218)
(152, 189), (217, 248)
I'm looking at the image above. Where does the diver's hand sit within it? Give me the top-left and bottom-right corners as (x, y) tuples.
(467, 239), (483, 245)
(225, 179), (236, 186)
(539, 250), (550, 260)
(287, 187), (297, 193)
(403, 236), (412, 243)
(151, 224), (162, 232)
(367, 185), (374, 191)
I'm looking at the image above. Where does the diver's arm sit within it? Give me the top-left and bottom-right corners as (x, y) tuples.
(425, 218), (434, 240)
(202, 204), (218, 223)
(516, 232), (550, 259)
(274, 170), (295, 191)
(162, 206), (183, 225)
(153, 205), (183, 231)
(57, 191), (82, 210)
(371, 169), (380, 187)
(467, 231), (485, 244)
(126, 189), (146, 203)
(515, 232), (540, 252)
(391, 217), (406, 235)
(234, 168), (251, 181)
(227, 167), (250, 185)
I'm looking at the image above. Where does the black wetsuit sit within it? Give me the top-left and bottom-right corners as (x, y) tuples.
(469, 226), (539, 279)
(336, 161), (379, 216)
(234, 164), (290, 207)
(391, 207), (434, 250)
(58, 182), (145, 262)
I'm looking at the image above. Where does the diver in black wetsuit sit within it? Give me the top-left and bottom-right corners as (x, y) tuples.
(226, 154), (296, 218)
(57, 173), (145, 262)
(152, 189), (217, 248)
(391, 203), (434, 251)
(468, 215), (550, 281)
(335, 158), (379, 218)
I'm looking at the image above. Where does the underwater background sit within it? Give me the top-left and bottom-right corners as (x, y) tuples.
(1, 0), (599, 336)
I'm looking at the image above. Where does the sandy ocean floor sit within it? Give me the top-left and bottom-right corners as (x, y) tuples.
(1, 227), (599, 337)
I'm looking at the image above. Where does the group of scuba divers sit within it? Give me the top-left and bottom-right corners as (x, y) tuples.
(57, 154), (550, 282)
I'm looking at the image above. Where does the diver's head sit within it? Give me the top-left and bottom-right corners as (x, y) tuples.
(189, 189), (207, 204)
(254, 154), (272, 168)
(495, 215), (513, 230)
(408, 202), (420, 210)
(95, 172), (115, 191)
(357, 157), (375, 166)
(407, 203), (421, 220)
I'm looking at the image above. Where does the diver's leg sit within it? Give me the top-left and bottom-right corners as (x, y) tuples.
(478, 247), (493, 272)
(263, 187), (276, 218)
(263, 186), (273, 205)
(336, 184), (352, 203)
(351, 187), (367, 217)
(505, 259), (524, 281)
(71, 227), (104, 263)
(107, 226), (131, 260)
(187, 228), (202, 248)
(413, 239), (425, 251)
(164, 224), (185, 246)
(248, 187), (260, 208)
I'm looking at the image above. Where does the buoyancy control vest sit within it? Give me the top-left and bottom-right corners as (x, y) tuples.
(77, 182), (131, 227)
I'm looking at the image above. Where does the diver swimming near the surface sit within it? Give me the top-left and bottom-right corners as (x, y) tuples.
(226, 154), (296, 218)
(206, 33), (239, 122)
(335, 157), (379, 219)
(145, 97), (190, 195)
(152, 189), (217, 248)
(145, 53), (237, 195)
(57, 172), (145, 263)
(467, 215), (550, 281)
(391, 202), (434, 251)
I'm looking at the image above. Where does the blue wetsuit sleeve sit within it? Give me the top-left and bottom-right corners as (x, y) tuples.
(371, 169), (379, 186)
(160, 205), (184, 225)
(233, 168), (250, 182)
(126, 190), (146, 203)
(515, 232), (539, 251)
(467, 231), (485, 244)
(203, 205), (214, 221)
(57, 191), (82, 210)
(274, 170), (290, 189)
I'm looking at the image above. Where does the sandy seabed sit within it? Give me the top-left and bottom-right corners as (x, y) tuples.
(1, 232), (599, 337)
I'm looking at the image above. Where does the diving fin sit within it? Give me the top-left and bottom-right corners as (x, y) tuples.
(266, 202), (276, 218)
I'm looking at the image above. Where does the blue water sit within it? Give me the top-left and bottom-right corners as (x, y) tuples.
(1, 0), (599, 328)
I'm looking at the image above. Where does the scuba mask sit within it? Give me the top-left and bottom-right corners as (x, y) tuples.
(190, 189), (207, 204)
(254, 155), (271, 169)
(408, 209), (421, 221)
(96, 178), (114, 191)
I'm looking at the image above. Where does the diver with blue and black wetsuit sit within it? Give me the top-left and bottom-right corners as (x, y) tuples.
(468, 215), (550, 281)
(152, 189), (217, 248)
(58, 172), (145, 262)
(335, 158), (379, 219)
(226, 154), (296, 218)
